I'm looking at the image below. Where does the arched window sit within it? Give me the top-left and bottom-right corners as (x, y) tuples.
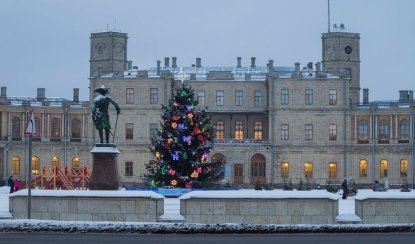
(12, 116), (21, 139)
(32, 156), (40, 175)
(51, 156), (60, 168)
(357, 120), (368, 140)
(304, 162), (313, 178)
(399, 119), (409, 140)
(234, 121), (243, 140)
(380, 159), (388, 178)
(33, 117), (41, 139)
(254, 121), (263, 140)
(251, 153), (266, 184)
(51, 117), (61, 138)
(72, 156), (80, 168)
(400, 159), (408, 177)
(379, 120), (389, 139)
(12, 156), (20, 175)
(215, 121), (224, 140)
(359, 159), (368, 177)
(71, 118), (81, 138)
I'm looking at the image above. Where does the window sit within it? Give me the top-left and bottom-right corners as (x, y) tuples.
(251, 162), (266, 177)
(281, 124), (289, 140)
(216, 90), (224, 106)
(233, 164), (243, 184)
(305, 124), (313, 140)
(400, 159), (408, 177)
(197, 90), (205, 106)
(126, 88), (134, 104)
(399, 119), (410, 140)
(71, 118), (81, 138)
(72, 156), (80, 168)
(304, 162), (313, 178)
(359, 159), (368, 177)
(251, 154), (266, 184)
(234, 121), (243, 140)
(329, 124), (337, 141)
(235, 90), (243, 106)
(33, 117), (41, 139)
(126, 123), (133, 140)
(357, 120), (369, 140)
(254, 121), (263, 140)
(150, 123), (158, 140)
(379, 119), (389, 139)
(150, 88), (158, 104)
(281, 162), (289, 178)
(11, 116), (21, 139)
(305, 88), (313, 105)
(329, 162), (337, 178)
(380, 159), (388, 178)
(32, 156), (40, 175)
(12, 156), (20, 175)
(125, 161), (133, 176)
(51, 156), (60, 168)
(254, 90), (262, 107)
(215, 121), (224, 140)
(281, 89), (289, 105)
(51, 117), (61, 138)
(329, 89), (337, 105)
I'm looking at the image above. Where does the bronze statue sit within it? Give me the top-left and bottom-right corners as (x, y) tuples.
(92, 85), (121, 144)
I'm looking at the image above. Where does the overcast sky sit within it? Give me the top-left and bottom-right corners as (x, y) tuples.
(1, 0), (414, 101)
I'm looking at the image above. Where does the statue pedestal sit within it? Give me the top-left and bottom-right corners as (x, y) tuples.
(89, 144), (120, 190)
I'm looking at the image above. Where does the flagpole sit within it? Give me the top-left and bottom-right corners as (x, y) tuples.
(27, 134), (32, 219)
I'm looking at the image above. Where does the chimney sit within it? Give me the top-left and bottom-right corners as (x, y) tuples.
(315, 62), (321, 72)
(250, 57), (256, 67)
(399, 90), (409, 103)
(127, 60), (133, 70)
(1, 87), (7, 97)
(37, 88), (46, 101)
(409, 90), (413, 102)
(237, 57), (242, 68)
(73, 88), (79, 103)
(307, 62), (313, 70)
(164, 57), (170, 67)
(156, 60), (161, 75)
(196, 58), (201, 68)
(363, 88), (369, 104)
(268, 59), (274, 70)
(172, 57), (177, 68)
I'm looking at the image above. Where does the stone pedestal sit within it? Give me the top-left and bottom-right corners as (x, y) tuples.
(89, 144), (120, 190)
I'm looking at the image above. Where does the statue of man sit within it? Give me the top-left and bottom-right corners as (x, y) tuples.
(92, 85), (121, 144)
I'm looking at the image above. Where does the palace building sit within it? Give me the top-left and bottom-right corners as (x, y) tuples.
(1, 29), (413, 188)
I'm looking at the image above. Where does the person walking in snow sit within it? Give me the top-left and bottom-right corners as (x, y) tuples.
(8, 176), (14, 193)
(13, 178), (20, 192)
(341, 178), (348, 199)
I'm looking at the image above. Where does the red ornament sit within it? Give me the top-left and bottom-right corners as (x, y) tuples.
(173, 101), (179, 107)
(193, 127), (200, 134)
(198, 135), (204, 141)
(172, 114), (179, 121)
(185, 183), (192, 188)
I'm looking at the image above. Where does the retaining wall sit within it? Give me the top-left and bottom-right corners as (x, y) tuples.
(9, 189), (164, 222)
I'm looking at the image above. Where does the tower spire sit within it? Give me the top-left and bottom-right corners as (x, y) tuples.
(328, 0), (331, 33)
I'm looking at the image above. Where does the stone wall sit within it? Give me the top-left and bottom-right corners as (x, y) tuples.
(355, 198), (415, 224)
(180, 190), (338, 224)
(9, 190), (164, 222)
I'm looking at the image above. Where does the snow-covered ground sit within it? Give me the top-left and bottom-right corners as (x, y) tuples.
(1, 186), (415, 233)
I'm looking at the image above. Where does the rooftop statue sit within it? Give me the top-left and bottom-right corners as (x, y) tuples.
(92, 85), (121, 144)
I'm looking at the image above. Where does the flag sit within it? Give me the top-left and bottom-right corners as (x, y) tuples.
(24, 109), (36, 135)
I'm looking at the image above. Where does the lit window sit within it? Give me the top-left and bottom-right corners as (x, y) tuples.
(400, 159), (408, 177)
(215, 121), (224, 140)
(359, 159), (367, 177)
(329, 89), (337, 105)
(126, 88), (134, 104)
(254, 121), (263, 140)
(329, 162), (337, 178)
(304, 162), (313, 178)
(281, 162), (289, 178)
(380, 159), (388, 178)
(32, 156), (40, 175)
(72, 156), (80, 168)
(235, 121), (243, 140)
(12, 156), (20, 175)
(51, 156), (60, 168)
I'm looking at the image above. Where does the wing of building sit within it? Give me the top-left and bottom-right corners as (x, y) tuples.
(1, 29), (413, 189)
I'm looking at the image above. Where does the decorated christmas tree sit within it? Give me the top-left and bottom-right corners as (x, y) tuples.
(143, 82), (224, 188)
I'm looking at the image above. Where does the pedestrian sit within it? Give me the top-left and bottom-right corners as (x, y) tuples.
(8, 176), (14, 194)
(13, 178), (20, 192)
(341, 178), (348, 199)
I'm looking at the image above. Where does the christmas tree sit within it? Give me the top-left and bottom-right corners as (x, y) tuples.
(143, 82), (224, 188)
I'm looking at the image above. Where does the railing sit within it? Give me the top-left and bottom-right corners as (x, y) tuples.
(213, 139), (270, 144)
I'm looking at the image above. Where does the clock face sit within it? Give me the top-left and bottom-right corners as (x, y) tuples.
(115, 43), (124, 54)
(95, 43), (106, 56)
(345, 45), (352, 54)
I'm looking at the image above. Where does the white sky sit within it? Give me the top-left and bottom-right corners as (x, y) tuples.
(1, 0), (414, 101)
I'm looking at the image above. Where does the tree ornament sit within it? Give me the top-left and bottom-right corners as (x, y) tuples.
(196, 167), (202, 173)
(172, 151), (179, 160)
(186, 104), (192, 112)
(172, 122), (177, 129)
(172, 114), (179, 121)
(182, 152), (188, 159)
(188, 113), (194, 119)
(178, 123), (185, 130)
(191, 170), (199, 178)
(155, 152), (160, 159)
(161, 168), (167, 175)
(193, 127), (200, 134)
(151, 180), (156, 187)
(183, 136), (191, 144)
(173, 101), (179, 107)
(167, 137), (173, 144)
(171, 179), (178, 186)
(198, 135), (204, 141)
(185, 182), (192, 188)
(168, 168), (176, 176)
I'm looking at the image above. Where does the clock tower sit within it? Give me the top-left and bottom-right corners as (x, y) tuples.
(322, 30), (360, 104)
(90, 31), (128, 77)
